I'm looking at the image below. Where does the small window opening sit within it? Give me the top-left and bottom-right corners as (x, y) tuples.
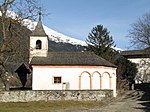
(36, 40), (42, 49)
(54, 77), (62, 84)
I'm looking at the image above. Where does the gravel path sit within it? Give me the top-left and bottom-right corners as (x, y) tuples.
(53, 90), (150, 112)
(100, 90), (149, 112)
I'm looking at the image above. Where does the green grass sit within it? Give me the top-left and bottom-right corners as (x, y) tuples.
(0, 100), (105, 112)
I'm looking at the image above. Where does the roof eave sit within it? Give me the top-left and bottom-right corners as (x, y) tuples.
(31, 64), (117, 68)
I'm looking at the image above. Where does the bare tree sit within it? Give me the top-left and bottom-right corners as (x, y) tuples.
(128, 13), (150, 49)
(128, 13), (150, 83)
(0, 0), (41, 90)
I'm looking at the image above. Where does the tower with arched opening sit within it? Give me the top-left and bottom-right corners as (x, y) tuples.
(29, 13), (48, 62)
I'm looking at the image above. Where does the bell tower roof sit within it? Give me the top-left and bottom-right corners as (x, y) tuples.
(30, 12), (47, 37)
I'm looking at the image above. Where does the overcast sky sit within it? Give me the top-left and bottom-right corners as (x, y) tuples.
(40, 0), (150, 50)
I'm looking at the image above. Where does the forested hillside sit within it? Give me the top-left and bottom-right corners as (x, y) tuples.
(0, 18), (86, 73)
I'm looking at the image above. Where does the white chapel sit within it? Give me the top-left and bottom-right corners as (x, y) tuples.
(29, 14), (117, 97)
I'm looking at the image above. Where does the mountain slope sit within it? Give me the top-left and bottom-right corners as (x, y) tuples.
(25, 21), (87, 52)
(6, 10), (121, 51)
(27, 21), (122, 51)
(27, 21), (87, 46)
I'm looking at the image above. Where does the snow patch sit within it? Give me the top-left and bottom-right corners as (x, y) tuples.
(2, 10), (122, 50)
(30, 22), (87, 46)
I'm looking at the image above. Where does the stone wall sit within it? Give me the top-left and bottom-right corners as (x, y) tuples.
(0, 90), (113, 102)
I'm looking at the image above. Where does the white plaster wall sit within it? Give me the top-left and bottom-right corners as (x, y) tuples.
(92, 73), (100, 89)
(30, 36), (48, 50)
(30, 36), (48, 61)
(32, 66), (117, 97)
(129, 58), (150, 83)
(80, 72), (90, 90)
(102, 73), (110, 89)
(129, 58), (142, 64)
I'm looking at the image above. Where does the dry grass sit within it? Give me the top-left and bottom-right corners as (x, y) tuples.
(0, 100), (106, 112)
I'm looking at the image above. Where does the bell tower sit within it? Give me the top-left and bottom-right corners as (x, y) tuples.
(29, 12), (48, 62)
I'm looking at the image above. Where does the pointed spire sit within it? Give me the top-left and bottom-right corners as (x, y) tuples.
(39, 7), (42, 21)
(39, 12), (42, 21)
(30, 9), (47, 37)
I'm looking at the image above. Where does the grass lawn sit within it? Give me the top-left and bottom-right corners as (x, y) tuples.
(0, 100), (106, 112)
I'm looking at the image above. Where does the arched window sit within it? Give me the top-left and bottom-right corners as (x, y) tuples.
(36, 40), (42, 49)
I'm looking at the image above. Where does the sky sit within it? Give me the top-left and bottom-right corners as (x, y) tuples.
(39, 0), (150, 50)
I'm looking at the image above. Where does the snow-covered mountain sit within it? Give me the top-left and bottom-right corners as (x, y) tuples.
(44, 24), (87, 46)
(28, 22), (122, 51)
(27, 21), (87, 46)
(4, 10), (86, 46)
(5, 10), (122, 51)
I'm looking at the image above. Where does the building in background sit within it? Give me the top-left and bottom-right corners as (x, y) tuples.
(122, 48), (150, 84)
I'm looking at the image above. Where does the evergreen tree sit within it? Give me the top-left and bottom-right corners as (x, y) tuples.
(115, 57), (138, 90)
(86, 25), (117, 63)
(86, 25), (138, 90)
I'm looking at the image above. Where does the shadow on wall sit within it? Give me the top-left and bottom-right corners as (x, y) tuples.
(134, 83), (150, 112)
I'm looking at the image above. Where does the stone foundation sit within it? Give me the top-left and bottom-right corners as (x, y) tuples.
(0, 90), (113, 102)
